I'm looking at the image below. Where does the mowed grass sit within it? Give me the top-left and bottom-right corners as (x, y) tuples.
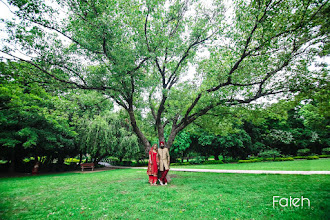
(1, 169), (329, 219)
(174, 159), (330, 171)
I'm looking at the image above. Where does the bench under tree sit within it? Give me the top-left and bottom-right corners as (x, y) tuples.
(80, 163), (95, 171)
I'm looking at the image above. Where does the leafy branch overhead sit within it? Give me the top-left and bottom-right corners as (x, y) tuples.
(1, 0), (329, 149)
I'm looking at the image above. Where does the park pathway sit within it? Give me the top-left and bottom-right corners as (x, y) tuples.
(108, 165), (330, 175)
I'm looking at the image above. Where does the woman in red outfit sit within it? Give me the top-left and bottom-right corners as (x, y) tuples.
(147, 144), (159, 185)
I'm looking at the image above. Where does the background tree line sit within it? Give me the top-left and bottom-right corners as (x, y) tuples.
(1, 0), (329, 152)
(0, 61), (328, 172)
(0, 0), (329, 172)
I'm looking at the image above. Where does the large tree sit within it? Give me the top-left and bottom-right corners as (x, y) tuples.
(0, 64), (77, 172)
(1, 0), (328, 150)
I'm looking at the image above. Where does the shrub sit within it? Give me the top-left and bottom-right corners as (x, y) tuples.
(185, 156), (208, 165)
(262, 157), (294, 161)
(297, 148), (311, 156)
(170, 162), (191, 166)
(274, 157), (294, 161)
(223, 157), (239, 163)
(240, 157), (294, 163)
(203, 160), (224, 165)
(306, 156), (319, 160)
(319, 155), (330, 158)
(321, 148), (330, 155)
(238, 159), (261, 163)
(135, 161), (148, 167)
(188, 159), (201, 165)
(65, 158), (80, 163)
(263, 158), (275, 161)
(293, 156), (307, 159)
(258, 149), (281, 159)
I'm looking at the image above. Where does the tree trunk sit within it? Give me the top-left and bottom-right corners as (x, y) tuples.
(78, 151), (83, 165)
(157, 124), (165, 144)
(214, 155), (219, 161)
(128, 109), (151, 151)
(166, 124), (179, 149)
(9, 148), (15, 173)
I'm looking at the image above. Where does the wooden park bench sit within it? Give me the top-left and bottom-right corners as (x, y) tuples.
(80, 163), (95, 171)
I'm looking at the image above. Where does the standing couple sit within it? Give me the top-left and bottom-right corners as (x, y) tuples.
(147, 141), (170, 186)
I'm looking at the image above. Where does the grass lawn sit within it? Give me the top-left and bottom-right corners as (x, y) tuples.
(174, 158), (330, 171)
(1, 169), (329, 219)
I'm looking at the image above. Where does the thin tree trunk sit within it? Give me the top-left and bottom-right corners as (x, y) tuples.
(9, 148), (15, 173)
(79, 151), (83, 165)
(166, 125), (179, 149)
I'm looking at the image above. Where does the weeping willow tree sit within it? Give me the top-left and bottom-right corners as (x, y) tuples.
(77, 112), (140, 163)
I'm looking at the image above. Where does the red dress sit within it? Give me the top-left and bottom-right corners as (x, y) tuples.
(147, 150), (159, 183)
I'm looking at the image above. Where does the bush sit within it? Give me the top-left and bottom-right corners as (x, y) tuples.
(321, 148), (330, 155)
(188, 160), (200, 165)
(223, 157), (239, 163)
(293, 156), (307, 159)
(65, 158), (80, 164)
(170, 162), (191, 166)
(239, 157), (294, 163)
(0, 160), (7, 164)
(263, 158), (275, 161)
(135, 161), (148, 167)
(187, 156), (207, 165)
(319, 155), (330, 158)
(258, 149), (281, 158)
(262, 157), (294, 161)
(274, 157), (294, 161)
(238, 159), (261, 163)
(306, 156), (319, 160)
(297, 148), (311, 156)
(202, 160), (224, 165)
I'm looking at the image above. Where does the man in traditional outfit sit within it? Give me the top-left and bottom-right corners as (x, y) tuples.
(158, 141), (170, 185)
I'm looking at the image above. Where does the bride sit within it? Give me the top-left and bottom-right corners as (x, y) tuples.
(147, 143), (159, 185)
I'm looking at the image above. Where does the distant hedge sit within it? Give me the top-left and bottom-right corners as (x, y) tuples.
(170, 162), (191, 166)
(238, 159), (262, 163)
(202, 160), (224, 165)
(294, 156), (319, 160)
(306, 156), (319, 160)
(238, 157), (294, 163)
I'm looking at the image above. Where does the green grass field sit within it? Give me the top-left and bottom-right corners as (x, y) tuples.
(174, 159), (330, 171)
(1, 168), (329, 219)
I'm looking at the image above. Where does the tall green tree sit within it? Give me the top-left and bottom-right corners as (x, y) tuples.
(0, 74), (76, 172)
(1, 0), (328, 150)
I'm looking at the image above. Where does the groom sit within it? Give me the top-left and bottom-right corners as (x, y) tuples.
(158, 141), (170, 185)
